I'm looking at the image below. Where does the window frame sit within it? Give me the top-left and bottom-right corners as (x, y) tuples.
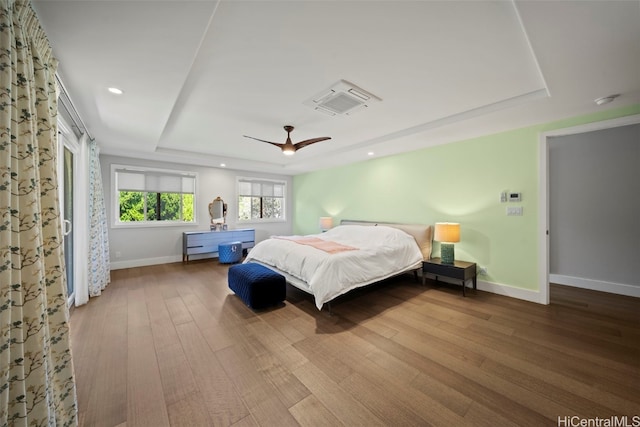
(111, 164), (198, 228)
(236, 176), (287, 224)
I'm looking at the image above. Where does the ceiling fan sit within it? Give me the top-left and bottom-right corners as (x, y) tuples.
(243, 125), (331, 156)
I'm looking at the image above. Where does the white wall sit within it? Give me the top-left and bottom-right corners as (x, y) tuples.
(548, 123), (640, 296)
(101, 155), (293, 269)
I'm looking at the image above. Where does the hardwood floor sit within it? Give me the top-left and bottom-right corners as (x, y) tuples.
(70, 261), (640, 426)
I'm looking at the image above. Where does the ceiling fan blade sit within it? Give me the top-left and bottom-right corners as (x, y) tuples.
(294, 137), (331, 149)
(243, 135), (284, 148)
(244, 126), (331, 155)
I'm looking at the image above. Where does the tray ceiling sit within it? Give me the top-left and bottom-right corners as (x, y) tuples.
(33, 0), (640, 174)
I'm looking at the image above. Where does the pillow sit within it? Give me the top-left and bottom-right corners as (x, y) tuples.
(340, 220), (432, 259)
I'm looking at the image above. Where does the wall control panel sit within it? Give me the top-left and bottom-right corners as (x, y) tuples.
(501, 190), (523, 215)
(508, 192), (522, 202)
(500, 191), (522, 202)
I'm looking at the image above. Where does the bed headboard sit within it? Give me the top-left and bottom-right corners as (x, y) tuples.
(340, 219), (433, 260)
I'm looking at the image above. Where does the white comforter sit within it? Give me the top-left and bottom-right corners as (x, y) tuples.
(244, 225), (423, 309)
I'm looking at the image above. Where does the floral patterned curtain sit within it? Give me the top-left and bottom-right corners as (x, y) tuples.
(0, 1), (78, 425)
(87, 139), (110, 298)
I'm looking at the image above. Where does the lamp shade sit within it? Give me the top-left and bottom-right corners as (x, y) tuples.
(434, 222), (460, 243)
(319, 216), (333, 231)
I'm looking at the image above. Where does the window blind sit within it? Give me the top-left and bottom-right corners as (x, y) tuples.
(116, 169), (195, 193)
(238, 178), (285, 197)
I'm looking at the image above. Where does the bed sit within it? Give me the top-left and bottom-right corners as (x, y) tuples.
(244, 220), (433, 310)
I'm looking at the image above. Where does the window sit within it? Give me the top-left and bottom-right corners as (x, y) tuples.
(237, 177), (286, 222)
(113, 165), (196, 226)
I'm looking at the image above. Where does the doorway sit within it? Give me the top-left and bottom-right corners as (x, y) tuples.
(538, 114), (640, 304)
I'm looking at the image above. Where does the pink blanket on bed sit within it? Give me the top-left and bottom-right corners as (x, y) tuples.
(273, 236), (358, 254)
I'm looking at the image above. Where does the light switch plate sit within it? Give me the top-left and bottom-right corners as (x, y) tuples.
(507, 206), (523, 216)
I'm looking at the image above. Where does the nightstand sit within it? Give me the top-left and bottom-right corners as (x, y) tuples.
(422, 258), (477, 296)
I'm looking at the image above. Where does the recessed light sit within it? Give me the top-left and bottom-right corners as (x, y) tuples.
(367, 152), (375, 156)
(594, 94), (619, 106)
(220, 163), (226, 168)
(108, 87), (123, 95)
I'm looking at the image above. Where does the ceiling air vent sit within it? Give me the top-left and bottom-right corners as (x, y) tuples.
(304, 80), (381, 116)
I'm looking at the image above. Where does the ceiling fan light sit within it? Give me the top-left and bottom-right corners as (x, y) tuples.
(282, 146), (295, 156)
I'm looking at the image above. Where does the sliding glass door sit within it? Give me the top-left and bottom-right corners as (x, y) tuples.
(62, 145), (74, 302)
(59, 130), (78, 306)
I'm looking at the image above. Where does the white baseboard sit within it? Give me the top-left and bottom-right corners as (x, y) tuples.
(550, 274), (640, 298)
(422, 273), (544, 304)
(476, 280), (544, 304)
(110, 255), (183, 270)
(110, 251), (225, 270)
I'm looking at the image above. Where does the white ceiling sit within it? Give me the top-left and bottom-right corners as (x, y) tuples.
(33, 0), (640, 175)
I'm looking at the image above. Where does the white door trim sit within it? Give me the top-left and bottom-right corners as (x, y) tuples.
(538, 113), (640, 304)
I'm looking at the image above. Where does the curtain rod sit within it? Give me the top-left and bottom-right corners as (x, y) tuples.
(55, 74), (94, 141)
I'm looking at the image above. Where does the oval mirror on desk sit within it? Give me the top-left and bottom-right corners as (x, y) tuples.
(208, 196), (227, 224)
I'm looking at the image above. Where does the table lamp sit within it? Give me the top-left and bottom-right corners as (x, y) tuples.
(319, 216), (333, 232)
(434, 222), (460, 264)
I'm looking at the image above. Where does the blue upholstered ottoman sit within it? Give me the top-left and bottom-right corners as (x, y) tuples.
(218, 241), (242, 264)
(228, 263), (286, 309)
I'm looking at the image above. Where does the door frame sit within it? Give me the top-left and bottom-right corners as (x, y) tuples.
(538, 113), (640, 304)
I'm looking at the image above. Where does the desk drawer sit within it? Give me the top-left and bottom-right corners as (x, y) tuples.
(423, 263), (464, 280)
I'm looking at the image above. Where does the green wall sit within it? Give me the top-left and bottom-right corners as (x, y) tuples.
(293, 104), (640, 292)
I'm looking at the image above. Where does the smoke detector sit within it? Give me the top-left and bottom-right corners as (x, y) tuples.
(304, 80), (381, 116)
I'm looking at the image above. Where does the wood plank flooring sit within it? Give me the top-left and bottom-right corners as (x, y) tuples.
(70, 261), (640, 426)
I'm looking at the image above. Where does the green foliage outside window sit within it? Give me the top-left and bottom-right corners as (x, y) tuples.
(182, 194), (194, 221)
(119, 191), (145, 221)
(119, 191), (194, 222)
(237, 178), (285, 221)
(238, 195), (283, 220)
